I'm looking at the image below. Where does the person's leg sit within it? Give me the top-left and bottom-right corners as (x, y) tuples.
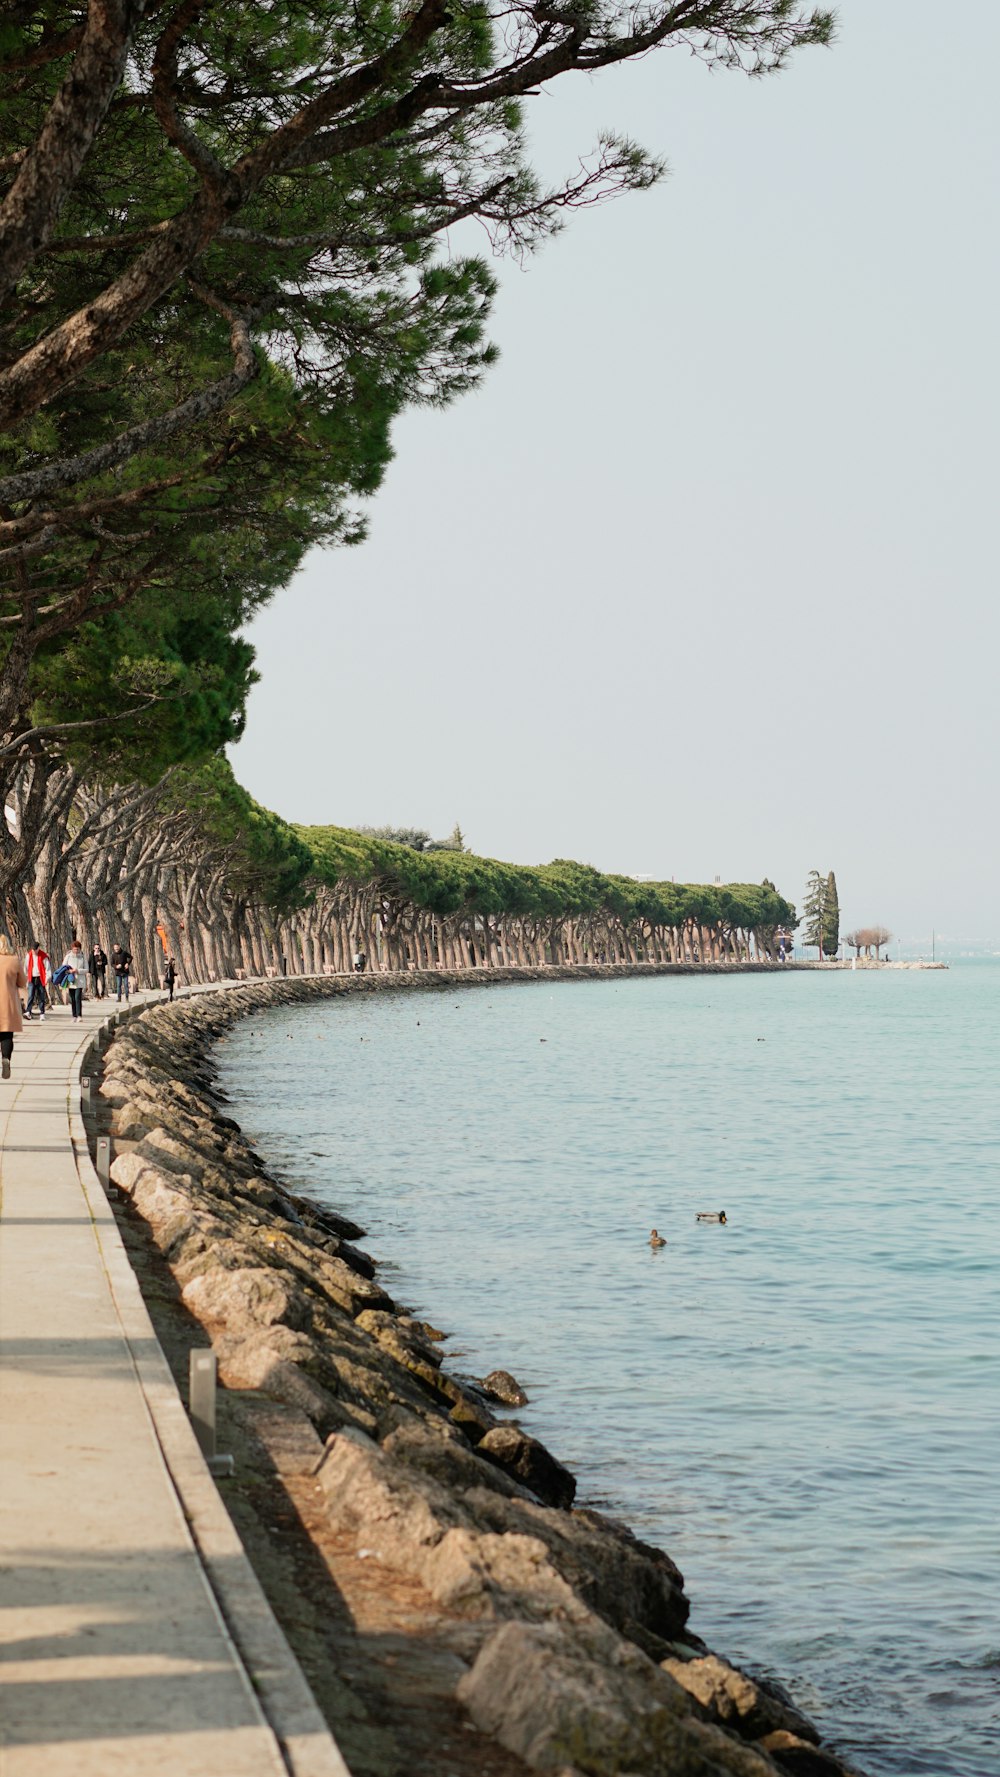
(71, 987), (82, 1019)
(1, 1031), (13, 1078)
(26, 980), (40, 1017)
(116, 971), (123, 1000)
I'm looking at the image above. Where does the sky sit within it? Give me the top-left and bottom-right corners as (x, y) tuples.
(229, 1), (1000, 942)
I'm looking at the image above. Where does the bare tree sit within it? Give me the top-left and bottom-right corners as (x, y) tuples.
(844, 925), (892, 960)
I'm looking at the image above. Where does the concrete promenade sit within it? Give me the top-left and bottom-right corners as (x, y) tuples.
(0, 988), (349, 1777)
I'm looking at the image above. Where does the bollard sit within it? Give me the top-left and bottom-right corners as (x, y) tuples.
(96, 1136), (111, 1189)
(189, 1349), (217, 1457)
(188, 1350), (234, 1478)
(80, 1074), (95, 1109)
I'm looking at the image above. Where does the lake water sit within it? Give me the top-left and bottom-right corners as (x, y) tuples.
(217, 965), (1000, 1777)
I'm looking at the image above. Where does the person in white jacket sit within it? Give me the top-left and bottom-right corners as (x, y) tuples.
(61, 940), (85, 1021)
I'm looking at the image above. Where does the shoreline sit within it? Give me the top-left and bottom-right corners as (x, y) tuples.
(95, 974), (869, 1777)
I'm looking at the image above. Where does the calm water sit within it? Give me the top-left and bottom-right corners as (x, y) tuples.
(217, 966), (1000, 1777)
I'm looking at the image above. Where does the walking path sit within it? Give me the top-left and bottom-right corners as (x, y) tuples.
(0, 989), (349, 1777)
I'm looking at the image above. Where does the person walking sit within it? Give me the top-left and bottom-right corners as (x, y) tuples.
(89, 943), (108, 999)
(164, 955), (177, 1001)
(24, 943), (50, 1019)
(61, 940), (85, 1020)
(112, 943), (132, 1001)
(0, 935), (27, 1079)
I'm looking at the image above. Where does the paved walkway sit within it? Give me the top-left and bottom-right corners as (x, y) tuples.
(0, 990), (349, 1777)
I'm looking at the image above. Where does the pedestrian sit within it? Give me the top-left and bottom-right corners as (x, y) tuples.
(164, 955), (177, 1001)
(353, 948), (367, 973)
(60, 939), (85, 1020)
(24, 942), (50, 1019)
(112, 942), (132, 1001)
(89, 943), (108, 999)
(0, 935), (27, 1079)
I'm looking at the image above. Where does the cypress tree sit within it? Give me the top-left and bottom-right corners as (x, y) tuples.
(823, 871), (840, 957)
(801, 870), (826, 958)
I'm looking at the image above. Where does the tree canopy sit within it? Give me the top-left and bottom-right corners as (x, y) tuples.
(298, 818), (796, 933)
(1, 2), (833, 909)
(1, 2), (832, 752)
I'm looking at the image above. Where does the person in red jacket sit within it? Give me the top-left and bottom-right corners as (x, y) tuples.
(24, 944), (49, 1019)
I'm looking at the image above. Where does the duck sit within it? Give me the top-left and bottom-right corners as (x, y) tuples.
(696, 1211), (727, 1224)
(648, 1229), (667, 1248)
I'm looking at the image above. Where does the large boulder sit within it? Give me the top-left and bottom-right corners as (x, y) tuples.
(478, 1425), (576, 1509)
(181, 1265), (312, 1334)
(456, 1618), (781, 1775)
(316, 1428), (588, 1623)
(109, 1152), (198, 1248)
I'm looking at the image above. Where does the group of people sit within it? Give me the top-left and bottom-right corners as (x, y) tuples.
(23, 942), (135, 1015)
(0, 936), (178, 1081)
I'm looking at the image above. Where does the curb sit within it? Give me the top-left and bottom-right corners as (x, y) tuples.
(67, 991), (351, 1777)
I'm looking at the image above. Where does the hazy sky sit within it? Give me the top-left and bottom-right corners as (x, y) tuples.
(230, 2), (999, 940)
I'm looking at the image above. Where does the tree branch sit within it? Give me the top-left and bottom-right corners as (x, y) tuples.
(0, 0), (148, 305)
(0, 298), (257, 507)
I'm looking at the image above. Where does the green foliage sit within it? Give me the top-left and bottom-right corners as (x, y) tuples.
(297, 822), (795, 933)
(0, 0), (833, 761)
(163, 758), (314, 914)
(801, 868), (831, 957)
(822, 870), (840, 957)
(28, 593), (258, 781)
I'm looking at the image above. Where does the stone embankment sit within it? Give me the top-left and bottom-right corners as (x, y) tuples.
(98, 975), (866, 1777)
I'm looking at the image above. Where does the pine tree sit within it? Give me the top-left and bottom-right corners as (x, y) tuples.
(823, 871), (840, 957)
(801, 870), (826, 958)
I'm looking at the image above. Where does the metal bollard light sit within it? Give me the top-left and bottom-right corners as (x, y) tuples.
(96, 1136), (111, 1188)
(188, 1350), (234, 1478)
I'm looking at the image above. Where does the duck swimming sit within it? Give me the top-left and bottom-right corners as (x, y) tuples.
(648, 1229), (667, 1247)
(696, 1211), (727, 1224)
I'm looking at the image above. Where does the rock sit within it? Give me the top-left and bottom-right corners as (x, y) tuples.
(660, 1652), (820, 1745)
(758, 1731), (859, 1777)
(446, 1388), (497, 1443)
(382, 1420), (529, 1502)
(215, 1337), (344, 1437)
(456, 1618), (779, 1775)
(332, 1238), (375, 1279)
(458, 1493), (689, 1648)
(356, 1309), (443, 1368)
(227, 1397), (326, 1477)
(181, 1265), (313, 1333)
(478, 1425), (576, 1509)
(290, 1197), (366, 1242)
(109, 1153), (199, 1248)
(308, 1253), (392, 1317)
(481, 1368), (529, 1406)
(316, 1429), (588, 1624)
